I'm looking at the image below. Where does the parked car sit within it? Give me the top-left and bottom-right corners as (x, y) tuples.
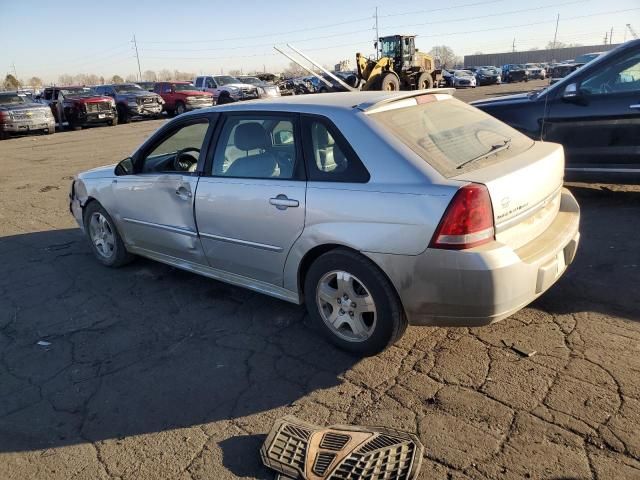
(472, 39), (640, 182)
(574, 52), (604, 64)
(137, 81), (156, 92)
(525, 63), (546, 79)
(0, 91), (55, 140)
(236, 76), (281, 99)
(549, 63), (585, 84)
(277, 78), (313, 96)
(153, 81), (213, 116)
(39, 86), (117, 129)
(193, 75), (259, 103)
(502, 64), (528, 83)
(475, 67), (502, 86)
(451, 70), (477, 88)
(69, 90), (580, 355)
(92, 83), (164, 123)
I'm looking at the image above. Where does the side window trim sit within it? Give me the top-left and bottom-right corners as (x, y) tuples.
(300, 114), (370, 183)
(203, 111), (306, 181)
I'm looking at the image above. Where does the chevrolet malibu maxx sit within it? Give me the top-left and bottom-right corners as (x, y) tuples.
(69, 91), (580, 355)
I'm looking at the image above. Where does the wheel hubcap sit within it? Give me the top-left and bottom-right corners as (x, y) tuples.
(89, 212), (116, 259)
(316, 271), (377, 343)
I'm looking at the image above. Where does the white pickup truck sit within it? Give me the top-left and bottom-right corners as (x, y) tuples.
(193, 75), (259, 103)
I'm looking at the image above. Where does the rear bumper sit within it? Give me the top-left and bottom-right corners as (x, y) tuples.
(365, 188), (580, 327)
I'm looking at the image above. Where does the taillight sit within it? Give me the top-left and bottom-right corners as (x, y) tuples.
(430, 183), (495, 250)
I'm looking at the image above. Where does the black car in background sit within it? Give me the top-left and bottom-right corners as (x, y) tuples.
(501, 64), (528, 83)
(475, 67), (502, 86)
(472, 39), (640, 182)
(549, 63), (585, 84)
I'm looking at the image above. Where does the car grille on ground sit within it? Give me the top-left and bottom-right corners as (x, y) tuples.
(86, 102), (112, 113)
(261, 415), (424, 480)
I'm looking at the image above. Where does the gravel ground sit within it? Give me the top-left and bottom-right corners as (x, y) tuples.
(1, 80), (639, 480)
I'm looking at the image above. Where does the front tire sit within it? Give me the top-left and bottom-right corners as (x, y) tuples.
(380, 72), (400, 91)
(304, 249), (407, 356)
(417, 72), (433, 90)
(110, 113), (118, 126)
(84, 202), (134, 268)
(117, 104), (131, 124)
(175, 102), (186, 116)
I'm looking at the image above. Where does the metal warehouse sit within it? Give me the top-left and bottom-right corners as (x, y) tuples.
(464, 43), (620, 66)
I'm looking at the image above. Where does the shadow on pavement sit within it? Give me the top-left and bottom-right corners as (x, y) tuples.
(535, 184), (640, 320)
(0, 228), (358, 453)
(219, 434), (270, 478)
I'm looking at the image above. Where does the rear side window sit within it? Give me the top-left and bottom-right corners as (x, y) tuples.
(195, 77), (203, 88)
(369, 97), (533, 177)
(302, 117), (369, 183)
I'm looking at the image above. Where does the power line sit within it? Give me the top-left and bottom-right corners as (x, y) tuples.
(380, 0), (506, 18)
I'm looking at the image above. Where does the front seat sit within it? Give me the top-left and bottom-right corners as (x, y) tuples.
(226, 122), (277, 178)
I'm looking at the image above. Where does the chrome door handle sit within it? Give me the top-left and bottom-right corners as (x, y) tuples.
(269, 195), (299, 210)
(629, 104), (640, 109)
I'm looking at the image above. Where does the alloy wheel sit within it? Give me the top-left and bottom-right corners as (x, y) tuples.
(316, 270), (377, 342)
(89, 212), (116, 259)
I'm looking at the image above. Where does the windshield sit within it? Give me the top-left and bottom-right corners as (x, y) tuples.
(455, 70), (472, 76)
(369, 97), (534, 177)
(173, 83), (197, 91)
(0, 93), (25, 105)
(61, 87), (89, 95)
(214, 76), (240, 86)
(113, 84), (144, 93)
(238, 77), (261, 85)
(478, 69), (496, 75)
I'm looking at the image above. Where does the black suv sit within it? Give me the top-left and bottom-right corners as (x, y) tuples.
(473, 39), (640, 182)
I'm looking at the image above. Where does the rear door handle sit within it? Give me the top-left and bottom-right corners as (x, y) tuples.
(630, 104), (640, 109)
(175, 186), (192, 199)
(269, 195), (299, 210)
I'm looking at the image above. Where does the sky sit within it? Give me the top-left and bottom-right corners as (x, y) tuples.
(2, 0), (639, 83)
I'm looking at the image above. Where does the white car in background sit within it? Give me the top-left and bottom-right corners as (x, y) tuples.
(525, 63), (546, 79)
(193, 75), (259, 103)
(452, 70), (477, 88)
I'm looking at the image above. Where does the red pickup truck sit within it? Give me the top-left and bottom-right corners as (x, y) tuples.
(153, 82), (213, 116)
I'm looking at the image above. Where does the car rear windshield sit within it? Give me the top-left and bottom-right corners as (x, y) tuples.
(369, 97), (534, 177)
(0, 94), (24, 105)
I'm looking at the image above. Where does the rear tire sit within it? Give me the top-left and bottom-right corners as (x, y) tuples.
(83, 202), (134, 268)
(417, 72), (433, 90)
(304, 249), (407, 356)
(380, 72), (400, 91)
(175, 102), (186, 116)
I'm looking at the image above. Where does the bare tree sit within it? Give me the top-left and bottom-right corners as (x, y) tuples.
(428, 45), (457, 69)
(57, 74), (74, 85)
(158, 69), (173, 81)
(111, 75), (124, 84)
(173, 70), (195, 81)
(143, 70), (157, 82)
(282, 61), (308, 78)
(545, 41), (582, 50)
(228, 69), (242, 77)
(28, 76), (43, 87)
(3, 74), (20, 89)
(125, 74), (138, 82)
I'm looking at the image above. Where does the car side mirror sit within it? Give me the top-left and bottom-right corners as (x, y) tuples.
(562, 82), (588, 104)
(274, 130), (294, 145)
(115, 157), (134, 176)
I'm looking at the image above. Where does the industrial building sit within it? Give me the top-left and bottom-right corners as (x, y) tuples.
(463, 43), (620, 67)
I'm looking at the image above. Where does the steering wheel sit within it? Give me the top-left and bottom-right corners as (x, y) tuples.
(173, 147), (200, 172)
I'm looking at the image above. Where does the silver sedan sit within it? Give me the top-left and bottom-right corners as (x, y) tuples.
(70, 91), (580, 355)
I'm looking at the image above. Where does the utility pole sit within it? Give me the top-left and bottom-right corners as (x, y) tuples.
(604, 31), (608, 45)
(551, 13), (560, 62)
(374, 6), (380, 60)
(610, 26), (614, 45)
(512, 38), (516, 53)
(132, 34), (142, 82)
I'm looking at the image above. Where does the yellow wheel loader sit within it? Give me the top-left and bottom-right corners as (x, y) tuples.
(356, 35), (442, 91)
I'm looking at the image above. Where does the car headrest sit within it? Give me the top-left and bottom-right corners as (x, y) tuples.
(312, 123), (334, 149)
(235, 122), (270, 151)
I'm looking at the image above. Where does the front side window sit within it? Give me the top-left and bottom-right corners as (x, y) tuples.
(212, 116), (297, 179)
(205, 77), (216, 89)
(581, 51), (640, 95)
(195, 77), (203, 88)
(140, 121), (210, 174)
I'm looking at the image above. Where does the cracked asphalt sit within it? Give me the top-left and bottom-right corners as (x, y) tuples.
(1, 81), (639, 479)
